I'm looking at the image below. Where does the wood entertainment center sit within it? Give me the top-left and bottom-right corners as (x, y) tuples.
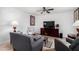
(40, 28), (59, 37)
(40, 21), (61, 37)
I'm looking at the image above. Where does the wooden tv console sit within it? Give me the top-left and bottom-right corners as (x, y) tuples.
(40, 28), (59, 37)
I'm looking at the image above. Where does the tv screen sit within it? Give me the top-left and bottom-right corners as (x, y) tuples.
(43, 21), (55, 28)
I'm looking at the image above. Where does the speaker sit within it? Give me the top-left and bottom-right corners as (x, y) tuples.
(59, 33), (63, 38)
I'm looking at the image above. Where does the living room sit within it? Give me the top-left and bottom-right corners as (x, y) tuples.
(0, 7), (79, 51)
(0, 0), (79, 59)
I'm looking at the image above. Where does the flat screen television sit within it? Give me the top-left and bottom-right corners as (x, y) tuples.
(43, 21), (55, 28)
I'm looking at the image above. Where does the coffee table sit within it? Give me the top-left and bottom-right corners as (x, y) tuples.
(42, 36), (55, 51)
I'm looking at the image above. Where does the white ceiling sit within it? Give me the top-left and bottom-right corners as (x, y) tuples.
(17, 7), (76, 15)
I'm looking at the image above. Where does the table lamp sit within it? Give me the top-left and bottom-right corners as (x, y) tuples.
(11, 21), (18, 32)
(73, 20), (79, 36)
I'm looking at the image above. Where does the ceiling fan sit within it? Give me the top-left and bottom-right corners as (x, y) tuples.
(40, 7), (54, 14)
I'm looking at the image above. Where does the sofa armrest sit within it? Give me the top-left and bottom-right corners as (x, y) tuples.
(32, 38), (43, 47)
(66, 37), (74, 44)
(68, 34), (76, 39)
(31, 38), (43, 51)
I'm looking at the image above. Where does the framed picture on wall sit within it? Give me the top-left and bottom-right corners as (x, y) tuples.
(74, 8), (79, 21)
(30, 15), (35, 26)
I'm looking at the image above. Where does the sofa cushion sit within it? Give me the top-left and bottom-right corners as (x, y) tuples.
(66, 37), (74, 44)
(33, 37), (41, 41)
(30, 35), (42, 41)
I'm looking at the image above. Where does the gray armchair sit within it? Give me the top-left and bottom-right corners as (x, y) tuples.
(55, 39), (79, 51)
(10, 32), (43, 51)
(55, 39), (71, 51)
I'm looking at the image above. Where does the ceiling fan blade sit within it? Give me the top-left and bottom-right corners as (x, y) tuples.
(48, 8), (54, 11)
(46, 10), (50, 13)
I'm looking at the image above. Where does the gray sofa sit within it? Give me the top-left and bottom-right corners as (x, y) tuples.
(55, 39), (71, 51)
(55, 38), (79, 51)
(10, 32), (43, 51)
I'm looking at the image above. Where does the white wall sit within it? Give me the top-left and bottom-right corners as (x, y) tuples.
(35, 11), (75, 37)
(0, 7), (30, 44)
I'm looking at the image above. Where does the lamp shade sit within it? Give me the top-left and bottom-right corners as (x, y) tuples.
(11, 21), (18, 27)
(73, 20), (79, 28)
